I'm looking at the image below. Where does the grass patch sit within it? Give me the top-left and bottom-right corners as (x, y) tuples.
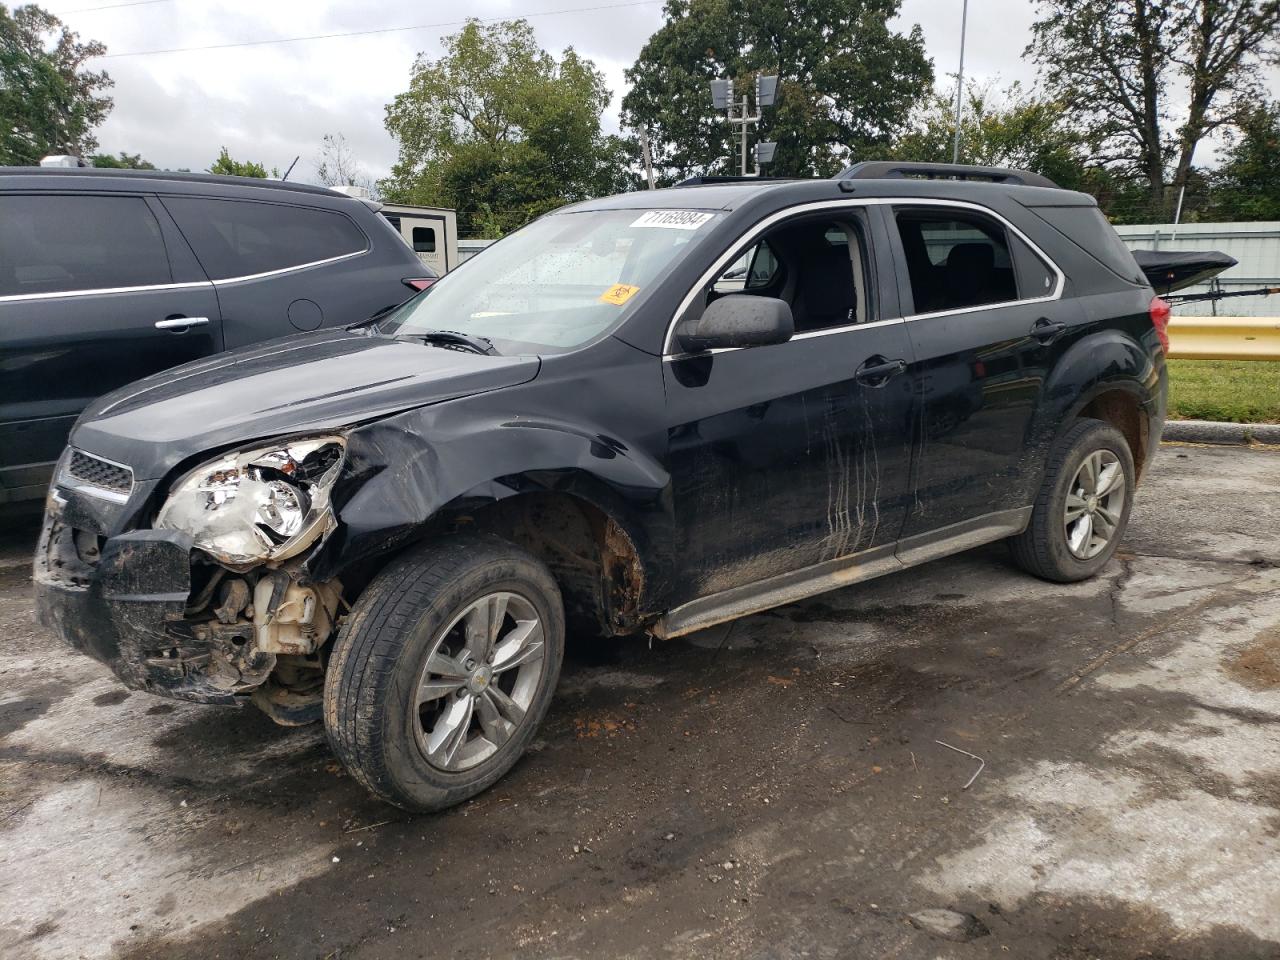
(1166, 359), (1280, 423)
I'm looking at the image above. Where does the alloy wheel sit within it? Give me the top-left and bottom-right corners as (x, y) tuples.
(411, 591), (546, 772)
(1064, 449), (1125, 560)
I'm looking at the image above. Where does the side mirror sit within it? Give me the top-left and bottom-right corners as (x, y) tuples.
(676, 295), (794, 353)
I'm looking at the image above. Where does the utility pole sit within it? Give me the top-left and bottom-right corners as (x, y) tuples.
(710, 76), (779, 176)
(951, 0), (969, 164)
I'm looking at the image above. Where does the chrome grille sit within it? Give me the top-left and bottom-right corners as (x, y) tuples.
(66, 450), (134, 494)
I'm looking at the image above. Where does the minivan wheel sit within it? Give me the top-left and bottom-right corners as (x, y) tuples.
(1008, 417), (1135, 583)
(324, 535), (564, 812)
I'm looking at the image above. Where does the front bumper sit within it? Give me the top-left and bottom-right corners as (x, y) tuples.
(34, 498), (239, 704)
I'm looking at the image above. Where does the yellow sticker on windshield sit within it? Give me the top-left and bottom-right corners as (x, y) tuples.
(600, 283), (640, 306)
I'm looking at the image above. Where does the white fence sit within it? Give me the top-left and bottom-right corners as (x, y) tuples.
(457, 239), (496, 265)
(1115, 221), (1280, 317)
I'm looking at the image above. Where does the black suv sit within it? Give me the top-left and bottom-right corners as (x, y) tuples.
(35, 162), (1168, 811)
(0, 167), (430, 503)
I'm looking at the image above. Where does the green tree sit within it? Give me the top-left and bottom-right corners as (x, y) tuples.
(1209, 101), (1280, 221)
(1029, 0), (1280, 220)
(621, 0), (933, 181)
(892, 81), (1095, 189)
(0, 3), (112, 165)
(90, 150), (154, 169)
(208, 146), (273, 178)
(382, 19), (631, 238)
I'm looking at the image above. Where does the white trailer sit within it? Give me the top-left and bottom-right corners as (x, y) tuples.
(327, 188), (461, 276)
(379, 203), (460, 276)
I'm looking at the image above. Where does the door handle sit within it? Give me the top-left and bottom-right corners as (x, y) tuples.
(155, 316), (210, 330)
(1031, 318), (1067, 343)
(854, 356), (908, 387)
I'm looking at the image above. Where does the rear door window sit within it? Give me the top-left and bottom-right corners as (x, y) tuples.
(894, 209), (1018, 314)
(0, 194), (171, 297)
(163, 197), (367, 281)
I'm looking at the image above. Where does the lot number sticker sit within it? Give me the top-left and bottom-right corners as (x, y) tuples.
(631, 210), (715, 230)
(600, 283), (641, 305)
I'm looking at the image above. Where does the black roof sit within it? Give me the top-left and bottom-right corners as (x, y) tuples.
(0, 166), (341, 198)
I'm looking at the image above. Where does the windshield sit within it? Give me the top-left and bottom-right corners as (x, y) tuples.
(375, 208), (723, 354)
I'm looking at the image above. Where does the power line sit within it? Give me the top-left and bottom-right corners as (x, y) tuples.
(57, 0), (176, 13)
(94, 0), (663, 59)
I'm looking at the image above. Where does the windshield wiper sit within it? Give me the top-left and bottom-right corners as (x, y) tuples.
(399, 329), (500, 356)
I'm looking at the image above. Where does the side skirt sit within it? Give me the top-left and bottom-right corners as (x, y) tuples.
(650, 506), (1033, 639)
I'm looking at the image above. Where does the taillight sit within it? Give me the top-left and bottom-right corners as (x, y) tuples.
(1149, 296), (1171, 355)
(403, 277), (436, 292)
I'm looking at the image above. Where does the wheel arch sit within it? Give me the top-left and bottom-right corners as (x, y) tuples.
(302, 413), (674, 633)
(1031, 330), (1161, 483)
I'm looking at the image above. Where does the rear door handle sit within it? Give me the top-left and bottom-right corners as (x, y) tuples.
(1031, 318), (1067, 343)
(155, 316), (210, 330)
(854, 356), (908, 386)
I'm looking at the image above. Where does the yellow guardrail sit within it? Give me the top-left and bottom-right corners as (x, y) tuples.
(1167, 316), (1280, 361)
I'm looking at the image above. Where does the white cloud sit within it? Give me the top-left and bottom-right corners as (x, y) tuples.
(51, 0), (1279, 180)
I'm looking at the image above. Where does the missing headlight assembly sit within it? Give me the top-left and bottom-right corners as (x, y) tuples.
(144, 436), (350, 718)
(155, 437), (345, 569)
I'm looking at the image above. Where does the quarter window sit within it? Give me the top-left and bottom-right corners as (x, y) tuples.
(1011, 235), (1056, 297)
(713, 240), (779, 293)
(895, 210), (1018, 314)
(0, 194), (170, 297)
(164, 197), (366, 281)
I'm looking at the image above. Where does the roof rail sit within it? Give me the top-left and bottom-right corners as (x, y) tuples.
(835, 161), (1058, 189)
(674, 174), (793, 187)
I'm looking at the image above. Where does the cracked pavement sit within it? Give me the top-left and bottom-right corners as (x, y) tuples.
(1, 442), (1278, 960)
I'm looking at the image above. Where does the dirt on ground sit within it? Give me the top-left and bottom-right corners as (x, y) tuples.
(1, 444), (1278, 960)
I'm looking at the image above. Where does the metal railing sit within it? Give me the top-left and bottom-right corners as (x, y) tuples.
(1168, 317), (1280, 361)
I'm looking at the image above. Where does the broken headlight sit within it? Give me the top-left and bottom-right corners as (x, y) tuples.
(155, 437), (345, 567)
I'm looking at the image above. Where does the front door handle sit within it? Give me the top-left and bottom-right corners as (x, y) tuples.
(155, 316), (210, 331)
(1031, 318), (1067, 343)
(854, 355), (908, 387)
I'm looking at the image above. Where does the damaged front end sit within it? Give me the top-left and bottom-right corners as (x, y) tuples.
(34, 439), (348, 723)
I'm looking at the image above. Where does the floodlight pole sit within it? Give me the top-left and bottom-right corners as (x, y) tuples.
(711, 76), (774, 176)
(952, 0), (969, 164)
(728, 93), (762, 176)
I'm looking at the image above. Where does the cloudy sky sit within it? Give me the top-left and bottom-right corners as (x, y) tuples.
(49, 0), (1277, 182)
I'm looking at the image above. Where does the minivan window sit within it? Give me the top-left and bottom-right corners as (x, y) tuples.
(0, 194), (170, 297)
(895, 210), (1017, 314)
(163, 197), (367, 281)
(378, 209), (724, 353)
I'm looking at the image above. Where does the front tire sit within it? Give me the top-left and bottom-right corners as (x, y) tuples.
(324, 535), (564, 812)
(1009, 418), (1135, 583)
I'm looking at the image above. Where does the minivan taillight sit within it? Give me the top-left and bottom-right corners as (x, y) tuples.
(404, 277), (436, 292)
(1149, 296), (1171, 355)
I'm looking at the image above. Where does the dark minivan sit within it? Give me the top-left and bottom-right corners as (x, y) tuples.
(35, 163), (1167, 812)
(0, 168), (429, 503)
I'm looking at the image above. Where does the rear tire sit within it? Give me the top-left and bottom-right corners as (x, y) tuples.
(324, 535), (564, 812)
(1008, 418), (1135, 583)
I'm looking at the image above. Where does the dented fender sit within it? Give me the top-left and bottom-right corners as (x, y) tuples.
(302, 402), (676, 611)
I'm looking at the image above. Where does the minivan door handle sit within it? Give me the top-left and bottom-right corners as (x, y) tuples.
(155, 316), (210, 331)
(854, 355), (908, 387)
(1031, 318), (1067, 343)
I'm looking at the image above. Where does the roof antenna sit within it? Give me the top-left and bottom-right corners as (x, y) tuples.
(280, 155), (300, 181)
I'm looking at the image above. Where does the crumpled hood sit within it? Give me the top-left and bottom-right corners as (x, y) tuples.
(71, 328), (540, 480)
